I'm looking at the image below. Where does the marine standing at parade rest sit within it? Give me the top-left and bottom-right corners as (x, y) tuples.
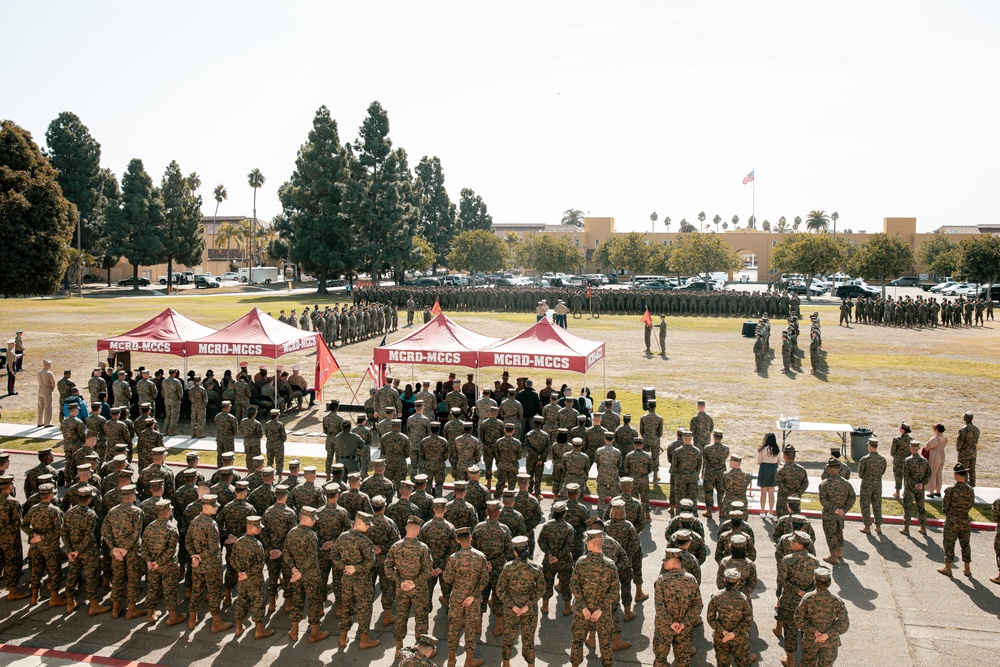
(230, 515), (274, 639)
(774, 531), (820, 667)
(639, 399), (663, 481)
(570, 530), (620, 667)
(793, 567), (850, 667)
(701, 430), (729, 519)
(708, 567), (755, 667)
(333, 511), (380, 650)
(62, 486), (110, 615)
(889, 422), (913, 499)
(497, 534), (545, 667)
(102, 484), (145, 620)
(185, 494), (232, 633)
(775, 445), (809, 517)
(938, 463), (976, 578)
(443, 526), (489, 667)
(539, 500), (576, 617)
(857, 438), (886, 535)
(819, 458), (856, 565)
(140, 499), (185, 626)
(955, 411), (979, 487)
(385, 516), (434, 657)
(900, 441), (931, 536)
(653, 547), (703, 667)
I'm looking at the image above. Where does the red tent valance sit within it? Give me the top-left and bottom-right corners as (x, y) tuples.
(479, 317), (605, 373)
(184, 308), (319, 359)
(373, 313), (501, 368)
(97, 308), (216, 357)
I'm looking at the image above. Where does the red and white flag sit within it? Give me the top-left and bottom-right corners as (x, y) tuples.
(367, 335), (388, 386)
(742, 169), (755, 185)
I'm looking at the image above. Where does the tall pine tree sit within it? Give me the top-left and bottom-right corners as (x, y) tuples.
(0, 121), (75, 296)
(348, 101), (411, 283)
(271, 105), (356, 293)
(458, 187), (493, 231)
(44, 112), (105, 257)
(96, 168), (121, 285)
(106, 159), (164, 290)
(160, 160), (205, 291)
(415, 156), (457, 271)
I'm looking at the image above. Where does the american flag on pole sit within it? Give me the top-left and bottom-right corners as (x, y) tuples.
(368, 336), (389, 386)
(742, 169), (755, 185)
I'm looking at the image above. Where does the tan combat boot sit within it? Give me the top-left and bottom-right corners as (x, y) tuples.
(493, 615), (504, 637)
(382, 609), (395, 626)
(780, 651), (795, 667)
(289, 622), (299, 641)
(447, 649), (457, 666)
(963, 562), (972, 577)
(267, 595), (276, 614)
(125, 602), (145, 620)
(309, 623), (330, 643)
(623, 604), (636, 622)
(395, 639), (404, 659)
(211, 612), (233, 634)
(359, 632), (380, 650)
(937, 560), (953, 577)
(147, 609), (157, 624)
(234, 618), (245, 636)
(255, 621), (274, 639)
(822, 552), (839, 565)
(66, 597), (77, 613)
(563, 598), (573, 616)
(990, 571), (1000, 584)
(7, 587), (29, 601)
(30, 588), (39, 605)
(464, 649), (484, 667)
(875, 524), (883, 535)
(166, 609), (186, 625)
(541, 597), (549, 614)
(223, 592), (232, 607)
(49, 591), (67, 607)
(339, 629), (348, 648)
(899, 524), (910, 536)
(89, 599), (111, 616)
(585, 629), (596, 649)
(918, 523), (927, 536)
(187, 610), (198, 630)
(859, 524), (871, 534)
(611, 633), (631, 651)
(772, 620), (783, 638)
(635, 584), (648, 602)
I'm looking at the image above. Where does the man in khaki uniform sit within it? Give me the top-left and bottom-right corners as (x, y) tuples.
(36, 360), (56, 427)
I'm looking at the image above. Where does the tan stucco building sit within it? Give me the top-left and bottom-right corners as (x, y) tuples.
(495, 217), (988, 279)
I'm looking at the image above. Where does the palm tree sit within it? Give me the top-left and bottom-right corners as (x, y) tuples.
(678, 220), (697, 233)
(762, 219), (771, 232)
(560, 209), (586, 228)
(731, 215), (739, 229)
(747, 215), (756, 229)
(247, 168), (265, 270)
(698, 211), (706, 233)
(212, 184), (227, 246)
(216, 221), (244, 267)
(713, 214), (721, 233)
(777, 216), (788, 233)
(504, 232), (520, 265)
(649, 211), (658, 233)
(831, 211), (839, 239)
(805, 210), (830, 233)
(663, 216), (671, 233)
(722, 222), (729, 231)
(793, 215), (802, 231)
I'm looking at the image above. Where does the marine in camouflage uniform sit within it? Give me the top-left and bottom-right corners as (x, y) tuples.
(956, 411), (980, 487)
(639, 402), (664, 479)
(140, 500), (186, 624)
(420, 498), (457, 605)
(420, 425), (449, 497)
(775, 446), (810, 517)
(818, 459), (856, 564)
(161, 370), (183, 436)
(214, 403), (238, 468)
(262, 486), (297, 609)
(889, 424), (913, 495)
(361, 461), (395, 507)
(231, 516), (273, 638)
(774, 532), (820, 662)
(794, 567), (849, 667)
(284, 507), (329, 642)
(624, 437), (655, 517)
(570, 531), (621, 667)
(0, 478), (26, 597)
(186, 495), (231, 632)
(472, 502), (513, 623)
(562, 439), (591, 497)
(550, 430), (572, 498)
(406, 403), (431, 480)
(477, 407), (504, 489)
(443, 528), (489, 664)
(102, 485), (145, 617)
(188, 377), (208, 438)
(382, 420), (411, 489)
(689, 401), (714, 450)
(493, 425), (522, 497)
(539, 502), (576, 615)
(240, 408), (264, 468)
(513, 474), (542, 556)
(900, 443), (931, 535)
(333, 512), (380, 648)
(24, 484), (69, 603)
(856, 439), (887, 533)
(62, 487), (109, 613)
(701, 431), (729, 517)
(385, 517), (434, 649)
(367, 499), (401, 625)
(263, 410), (287, 474)
(939, 464), (976, 576)
(497, 535), (545, 665)
(523, 416), (551, 496)
(708, 567), (754, 667)
(665, 430), (684, 510)
(721, 457), (753, 520)
(670, 431), (702, 510)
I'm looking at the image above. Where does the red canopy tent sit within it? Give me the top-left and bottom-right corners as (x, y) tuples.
(183, 308), (320, 359)
(373, 313), (501, 368)
(479, 317), (606, 388)
(97, 308), (216, 357)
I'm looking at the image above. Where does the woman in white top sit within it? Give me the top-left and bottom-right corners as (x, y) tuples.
(757, 432), (781, 517)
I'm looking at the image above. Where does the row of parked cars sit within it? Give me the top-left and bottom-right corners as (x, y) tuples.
(116, 271), (241, 289)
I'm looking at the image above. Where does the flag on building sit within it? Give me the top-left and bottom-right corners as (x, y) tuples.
(431, 298), (442, 317)
(742, 169), (755, 185)
(641, 309), (652, 327)
(313, 336), (340, 402)
(367, 336), (389, 386)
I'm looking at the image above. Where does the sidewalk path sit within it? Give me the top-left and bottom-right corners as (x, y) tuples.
(0, 644), (168, 667)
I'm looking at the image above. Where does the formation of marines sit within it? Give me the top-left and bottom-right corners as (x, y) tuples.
(275, 302), (399, 348)
(5, 377), (997, 666)
(840, 294), (992, 329)
(354, 285), (804, 320)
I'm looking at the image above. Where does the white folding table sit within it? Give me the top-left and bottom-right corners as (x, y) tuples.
(776, 420), (854, 457)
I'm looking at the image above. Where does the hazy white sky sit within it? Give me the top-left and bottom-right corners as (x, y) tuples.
(5, 1), (998, 233)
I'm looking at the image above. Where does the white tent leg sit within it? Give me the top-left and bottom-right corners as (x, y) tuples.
(603, 355), (607, 395)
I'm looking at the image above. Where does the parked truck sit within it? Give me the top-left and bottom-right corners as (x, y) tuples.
(238, 266), (280, 285)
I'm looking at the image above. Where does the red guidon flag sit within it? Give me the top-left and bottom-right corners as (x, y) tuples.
(431, 298), (442, 317)
(641, 309), (652, 327)
(313, 335), (339, 402)
(586, 285), (592, 299)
